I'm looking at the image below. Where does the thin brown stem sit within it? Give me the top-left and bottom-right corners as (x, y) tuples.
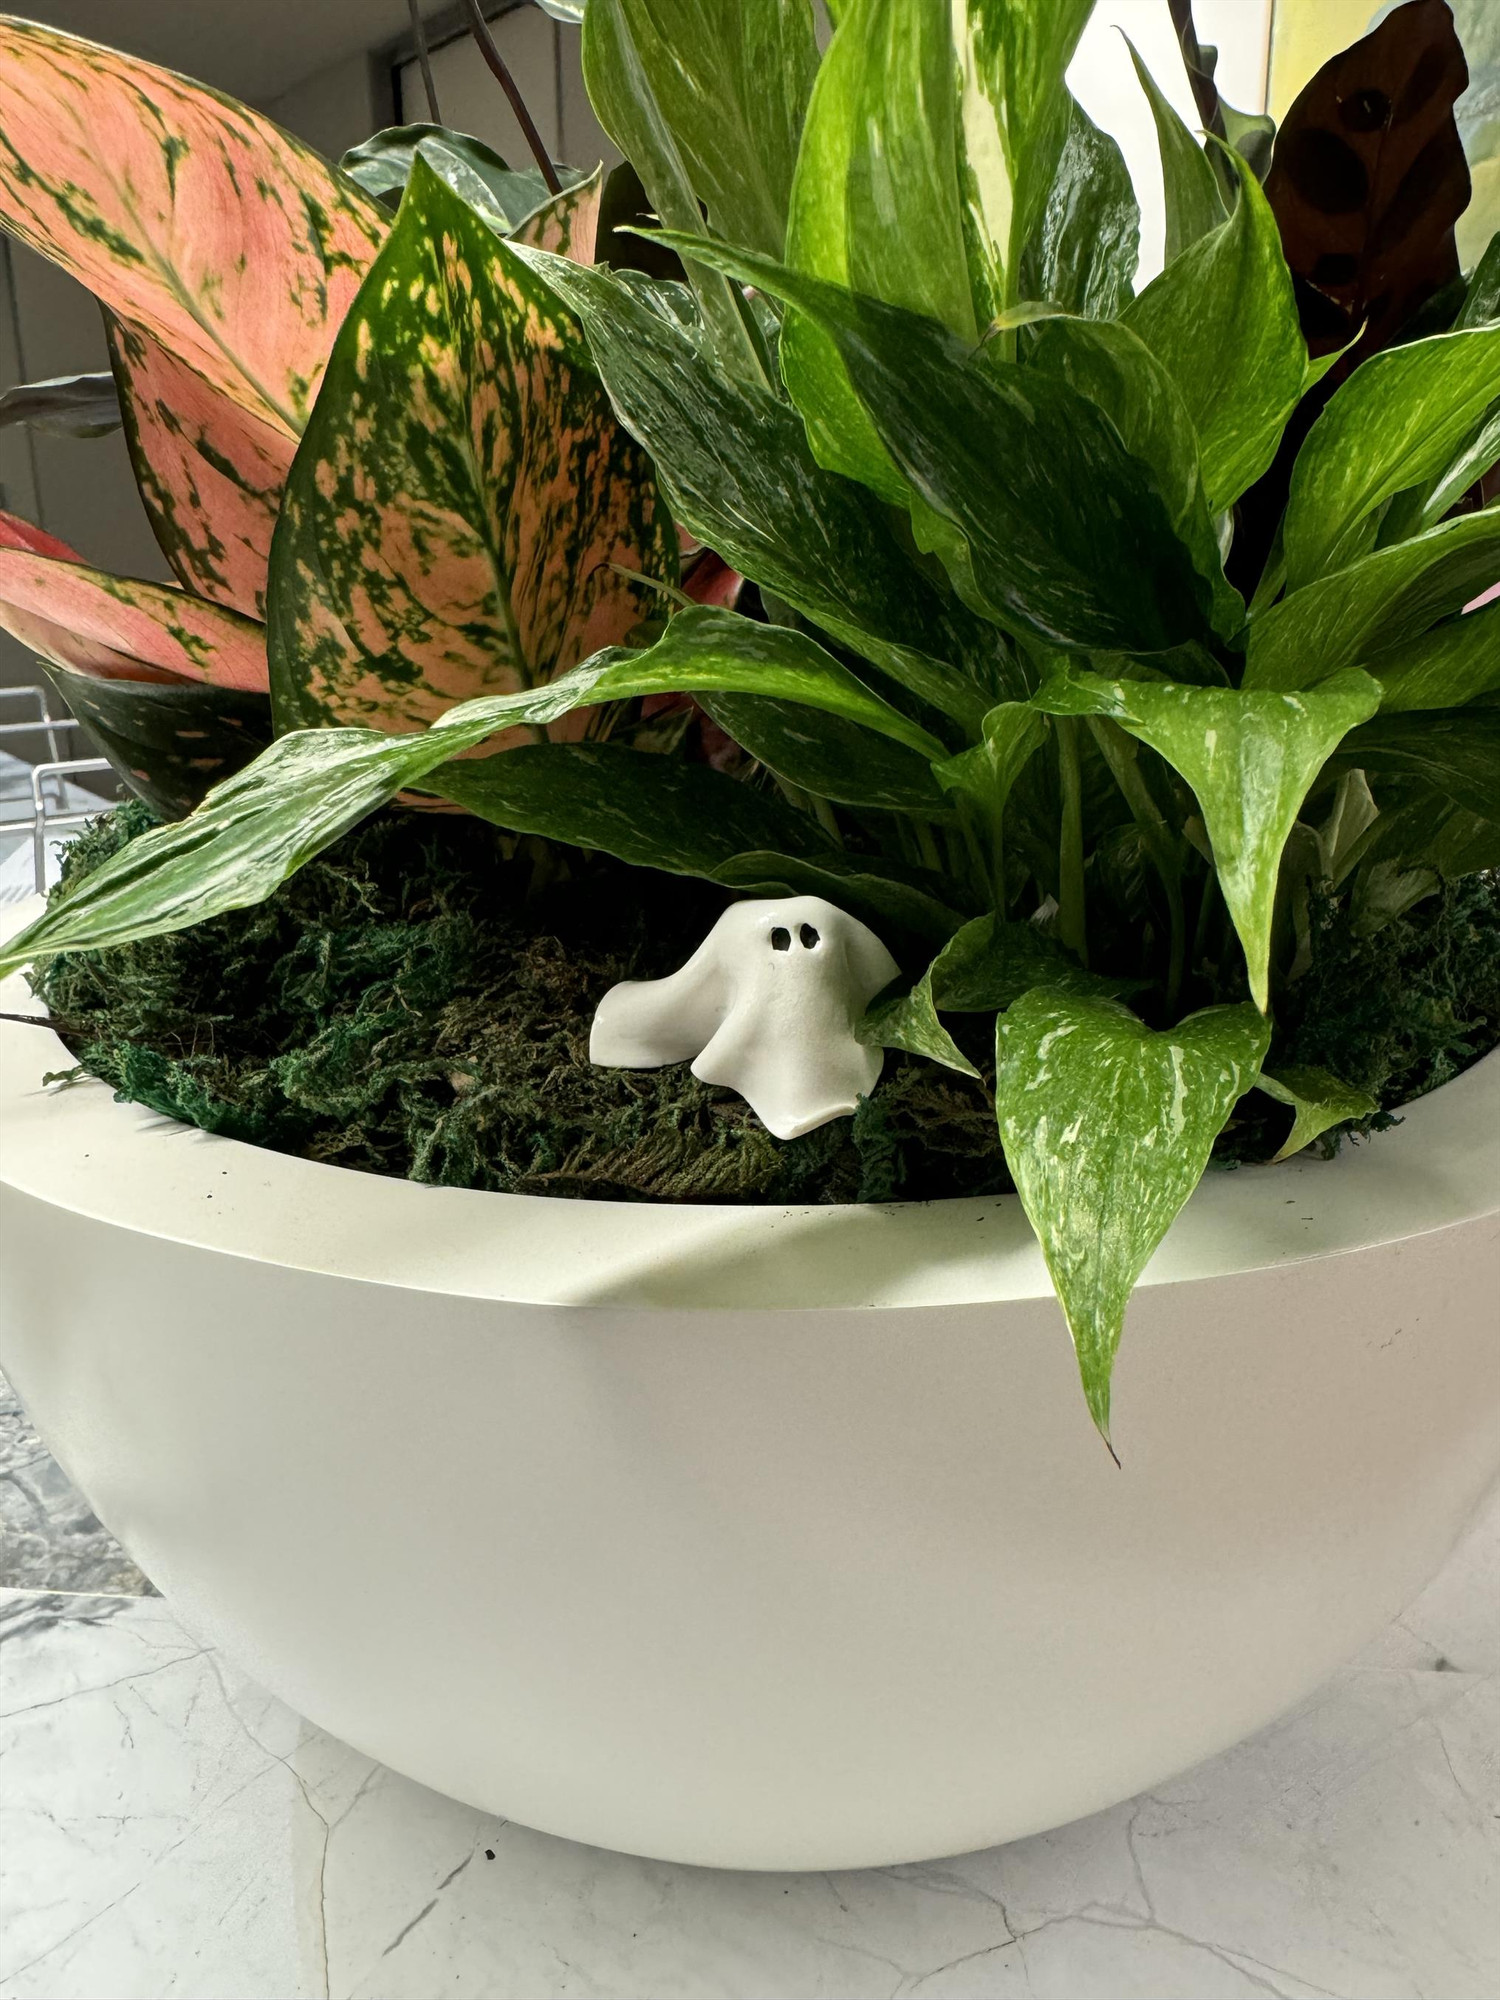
(461, 0), (562, 193)
(406, 0), (443, 123)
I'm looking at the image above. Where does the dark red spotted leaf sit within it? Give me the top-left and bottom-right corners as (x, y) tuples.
(1264, 0), (1471, 374)
(0, 18), (388, 436)
(0, 511), (268, 689)
(42, 659), (273, 819)
(268, 155), (676, 742)
(107, 316), (294, 622)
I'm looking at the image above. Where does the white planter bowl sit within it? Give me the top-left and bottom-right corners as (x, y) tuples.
(2, 897), (1497, 1870)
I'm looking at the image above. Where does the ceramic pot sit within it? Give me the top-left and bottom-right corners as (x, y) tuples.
(2, 899), (1497, 1870)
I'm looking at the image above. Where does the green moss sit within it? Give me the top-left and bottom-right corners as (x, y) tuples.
(31, 803), (1500, 1200)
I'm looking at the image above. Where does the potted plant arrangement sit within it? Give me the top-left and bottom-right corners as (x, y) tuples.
(0, 0), (1496, 1870)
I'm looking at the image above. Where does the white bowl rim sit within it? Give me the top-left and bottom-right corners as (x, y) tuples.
(3, 896), (1497, 1314)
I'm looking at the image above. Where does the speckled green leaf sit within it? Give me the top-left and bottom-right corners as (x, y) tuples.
(524, 251), (1008, 727)
(696, 694), (948, 810)
(1123, 148), (1306, 513)
(1332, 709), (1500, 824)
(1027, 317), (1244, 643)
(107, 316), (292, 621)
(0, 526), (269, 691)
(649, 235), (1213, 656)
(995, 994), (1270, 1442)
(1018, 95), (1139, 323)
(782, 0), (975, 505)
(1246, 511), (1500, 692)
(1255, 1066), (1378, 1164)
(41, 659), (272, 819)
(0, 609), (960, 978)
(1283, 326), (1500, 589)
(1125, 38), (1225, 265)
(1035, 668), (1382, 1010)
(269, 155), (675, 737)
(0, 17), (386, 436)
(1362, 601), (1500, 713)
(430, 738), (829, 872)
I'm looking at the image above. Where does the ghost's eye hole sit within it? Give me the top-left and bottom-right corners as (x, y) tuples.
(799, 924), (820, 950)
(770, 926), (792, 952)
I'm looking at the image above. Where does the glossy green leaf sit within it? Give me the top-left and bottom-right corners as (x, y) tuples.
(1334, 709), (1500, 824)
(1255, 1066), (1378, 1164)
(1018, 95), (1139, 322)
(41, 660), (272, 820)
(1125, 37), (1225, 264)
(1123, 147), (1306, 512)
(1362, 601), (1500, 713)
(951, 0), (1097, 321)
(0, 611), (959, 978)
(1459, 234), (1500, 329)
(269, 156), (675, 736)
(1284, 326), (1500, 589)
(580, 0), (770, 382)
(782, 0), (973, 505)
(714, 848), (966, 948)
(524, 252), (1007, 727)
(1028, 317), (1244, 643)
(697, 694), (948, 810)
(1034, 668), (1382, 1010)
(933, 702), (1047, 886)
(994, 993), (1270, 1441)
(650, 236), (1214, 656)
(339, 125), (590, 233)
(429, 738), (830, 873)
(1246, 510), (1500, 692)
(0, 371), (118, 438)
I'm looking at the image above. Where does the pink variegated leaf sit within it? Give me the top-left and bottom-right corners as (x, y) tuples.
(0, 16), (387, 437)
(107, 314), (295, 620)
(511, 166), (603, 263)
(268, 154), (675, 741)
(0, 525), (268, 690)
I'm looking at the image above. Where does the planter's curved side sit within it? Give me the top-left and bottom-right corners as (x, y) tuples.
(2, 904), (1498, 1868)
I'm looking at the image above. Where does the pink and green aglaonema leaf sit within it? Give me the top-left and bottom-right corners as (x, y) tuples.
(509, 166), (603, 262)
(0, 511), (269, 691)
(268, 153), (677, 741)
(0, 16), (387, 438)
(107, 315), (294, 621)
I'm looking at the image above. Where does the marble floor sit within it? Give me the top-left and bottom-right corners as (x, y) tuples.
(0, 1372), (1497, 1998)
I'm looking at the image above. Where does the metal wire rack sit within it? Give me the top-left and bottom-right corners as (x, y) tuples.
(0, 683), (124, 898)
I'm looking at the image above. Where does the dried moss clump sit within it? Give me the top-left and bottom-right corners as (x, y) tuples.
(31, 803), (1500, 1201)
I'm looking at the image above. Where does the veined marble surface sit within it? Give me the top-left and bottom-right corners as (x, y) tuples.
(1, 1490), (1496, 2000)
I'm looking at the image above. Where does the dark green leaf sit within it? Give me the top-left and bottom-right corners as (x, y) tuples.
(41, 662), (271, 820)
(338, 124), (588, 230)
(1363, 601), (1500, 712)
(1018, 95), (1140, 322)
(268, 156), (675, 735)
(1246, 509), (1500, 692)
(1284, 326), (1500, 587)
(1123, 147), (1307, 512)
(1035, 667), (1382, 1009)
(1125, 36), (1225, 263)
(429, 739), (829, 873)
(698, 692), (948, 810)
(714, 848), (966, 949)
(1028, 316), (1244, 642)
(523, 252), (1008, 727)
(649, 235), (1215, 656)
(1458, 234), (1500, 329)
(1335, 708), (1500, 823)
(0, 371), (119, 439)
(1255, 1065), (1378, 1163)
(994, 993), (1270, 1442)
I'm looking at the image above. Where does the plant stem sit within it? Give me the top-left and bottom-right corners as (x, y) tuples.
(406, 0), (443, 123)
(1087, 719), (1186, 1013)
(1055, 718), (1088, 966)
(1167, 0), (1227, 141)
(461, 0), (562, 193)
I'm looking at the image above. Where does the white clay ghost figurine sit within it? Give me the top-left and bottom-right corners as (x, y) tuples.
(590, 897), (901, 1140)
